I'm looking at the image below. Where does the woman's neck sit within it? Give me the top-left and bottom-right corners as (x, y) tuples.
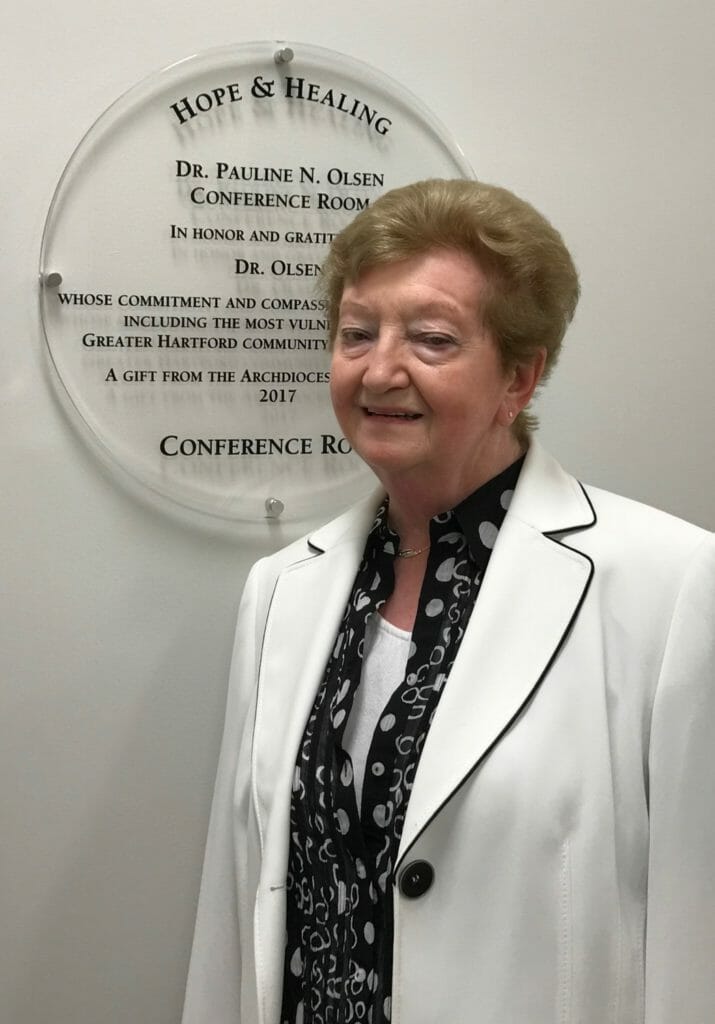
(384, 443), (523, 546)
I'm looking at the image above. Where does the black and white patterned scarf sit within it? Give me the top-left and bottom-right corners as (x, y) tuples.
(281, 458), (523, 1024)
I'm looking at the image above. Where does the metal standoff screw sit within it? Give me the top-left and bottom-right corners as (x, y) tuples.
(43, 271), (63, 288)
(274, 47), (294, 65)
(265, 496), (285, 518)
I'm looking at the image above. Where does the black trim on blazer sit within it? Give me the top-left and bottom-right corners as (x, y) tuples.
(393, 482), (598, 876)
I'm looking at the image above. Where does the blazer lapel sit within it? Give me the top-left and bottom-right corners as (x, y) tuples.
(253, 549), (357, 853)
(252, 488), (384, 853)
(397, 443), (596, 865)
(252, 491), (382, 1024)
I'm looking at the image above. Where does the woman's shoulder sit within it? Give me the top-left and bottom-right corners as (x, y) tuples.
(517, 442), (713, 591)
(571, 482), (715, 621)
(583, 481), (712, 556)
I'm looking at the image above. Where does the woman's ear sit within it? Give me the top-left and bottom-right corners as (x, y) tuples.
(498, 347), (547, 425)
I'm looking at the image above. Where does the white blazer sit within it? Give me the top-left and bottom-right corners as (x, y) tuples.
(182, 442), (715, 1024)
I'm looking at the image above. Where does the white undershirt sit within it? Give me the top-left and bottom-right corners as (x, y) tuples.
(342, 613), (412, 808)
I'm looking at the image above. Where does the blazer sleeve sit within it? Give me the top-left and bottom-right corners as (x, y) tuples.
(181, 563), (265, 1024)
(645, 533), (715, 1022)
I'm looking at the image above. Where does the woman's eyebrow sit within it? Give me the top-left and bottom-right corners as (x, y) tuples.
(338, 299), (464, 320)
(337, 299), (373, 316)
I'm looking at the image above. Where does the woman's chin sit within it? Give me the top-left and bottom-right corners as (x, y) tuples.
(357, 448), (426, 483)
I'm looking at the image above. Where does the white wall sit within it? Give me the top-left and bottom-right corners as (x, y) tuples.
(2, 2), (713, 1022)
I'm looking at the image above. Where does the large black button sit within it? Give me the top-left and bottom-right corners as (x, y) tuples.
(399, 860), (434, 898)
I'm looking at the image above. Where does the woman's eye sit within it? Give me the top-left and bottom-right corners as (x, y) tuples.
(420, 334), (455, 349)
(338, 328), (371, 345)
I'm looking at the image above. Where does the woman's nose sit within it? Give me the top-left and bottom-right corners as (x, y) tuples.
(361, 335), (409, 392)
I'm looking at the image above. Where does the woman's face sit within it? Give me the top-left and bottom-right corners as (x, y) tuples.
(330, 248), (535, 502)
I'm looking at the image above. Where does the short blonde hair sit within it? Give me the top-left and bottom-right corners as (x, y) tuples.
(321, 178), (580, 442)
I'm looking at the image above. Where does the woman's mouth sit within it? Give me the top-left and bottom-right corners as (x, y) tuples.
(365, 408), (422, 420)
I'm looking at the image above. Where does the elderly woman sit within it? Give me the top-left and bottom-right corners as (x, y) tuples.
(182, 180), (715, 1024)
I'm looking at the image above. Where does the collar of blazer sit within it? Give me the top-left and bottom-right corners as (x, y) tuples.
(305, 440), (596, 555)
(251, 441), (596, 883)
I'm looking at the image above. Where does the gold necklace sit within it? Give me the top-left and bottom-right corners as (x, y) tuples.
(396, 544), (430, 559)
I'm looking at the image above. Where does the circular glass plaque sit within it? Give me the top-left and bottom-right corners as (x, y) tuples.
(40, 41), (473, 521)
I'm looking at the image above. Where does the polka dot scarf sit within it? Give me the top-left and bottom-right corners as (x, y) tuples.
(281, 457), (523, 1024)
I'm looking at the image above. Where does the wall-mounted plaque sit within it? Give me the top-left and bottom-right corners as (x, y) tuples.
(40, 41), (473, 521)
